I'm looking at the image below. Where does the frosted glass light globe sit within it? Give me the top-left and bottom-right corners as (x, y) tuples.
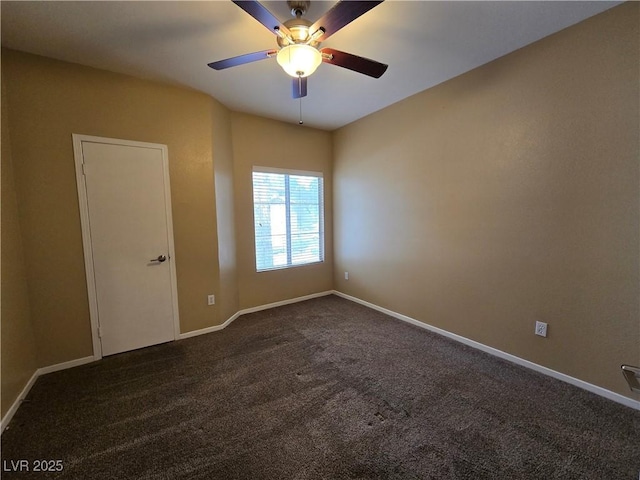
(277, 44), (322, 78)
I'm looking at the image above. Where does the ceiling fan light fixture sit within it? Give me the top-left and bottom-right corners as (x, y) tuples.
(277, 44), (322, 78)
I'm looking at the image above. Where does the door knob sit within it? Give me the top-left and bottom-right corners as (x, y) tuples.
(150, 254), (167, 263)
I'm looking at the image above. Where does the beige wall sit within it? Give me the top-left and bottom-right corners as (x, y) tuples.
(2, 50), (222, 366)
(1, 75), (39, 417)
(333, 3), (639, 397)
(212, 98), (239, 322)
(231, 113), (333, 309)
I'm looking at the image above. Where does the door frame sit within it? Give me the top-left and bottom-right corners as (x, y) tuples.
(72, 134), (181, 360)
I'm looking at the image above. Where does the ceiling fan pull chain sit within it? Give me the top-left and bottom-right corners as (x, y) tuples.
(298, 75), (304, 125)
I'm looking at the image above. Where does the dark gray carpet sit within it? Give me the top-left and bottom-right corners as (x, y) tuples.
(2, 295), (639, 479)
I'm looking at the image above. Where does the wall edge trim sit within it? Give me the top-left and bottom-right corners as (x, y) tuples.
(238, 290), (334, 315)
(178, 312), (242, 340)
(9, 287), (628, 434)
(178, 290), (334, 340)
(1, 370), (39, 433)
(1, 355), (95, 433)
(38, 356), (95, 375)
(332, 290), (640, 411)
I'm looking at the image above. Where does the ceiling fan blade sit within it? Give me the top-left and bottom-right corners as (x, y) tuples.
(292, 77), (308, 99)
(310, 1), (383, 42)
(321, 48), (388, 78)
(232, 1), (291, 37)
(208, 49), (277, 70)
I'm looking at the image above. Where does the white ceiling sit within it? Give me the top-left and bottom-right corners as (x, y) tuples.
(1, 1), (620, 130)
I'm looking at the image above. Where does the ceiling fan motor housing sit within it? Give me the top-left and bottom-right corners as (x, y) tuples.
(277, 18), (320, 48)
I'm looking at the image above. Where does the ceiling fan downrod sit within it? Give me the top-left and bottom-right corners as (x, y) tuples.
(288, 0), (310, 18)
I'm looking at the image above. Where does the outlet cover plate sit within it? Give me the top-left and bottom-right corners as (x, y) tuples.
(535, 321), (548, 337)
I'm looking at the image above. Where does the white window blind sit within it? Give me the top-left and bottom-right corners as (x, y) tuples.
(252, 168), (324, 272)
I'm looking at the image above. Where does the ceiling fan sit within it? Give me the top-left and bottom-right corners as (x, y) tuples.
(208, 0), (388, 99)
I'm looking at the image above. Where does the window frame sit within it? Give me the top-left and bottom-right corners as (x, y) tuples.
(251, 166), (325, 273)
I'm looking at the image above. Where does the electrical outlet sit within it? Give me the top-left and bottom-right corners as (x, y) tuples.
(344, 271), (349, 280)
(207, 294), (215, 306)
(535, 321), (548, 337)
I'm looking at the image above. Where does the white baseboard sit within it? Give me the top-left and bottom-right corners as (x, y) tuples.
(179, 312), (242, 340)
(239, 290), (333, 315)
(8, 287), (630, 434)
(178, 291), (333, 340)
(1, 370), (39, 433)
(1, 355), (95, 433)
(38, 356), (95, 375)
(332, 290), (640, 411)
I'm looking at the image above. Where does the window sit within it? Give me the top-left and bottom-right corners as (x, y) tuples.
(252, 167), (324, 272)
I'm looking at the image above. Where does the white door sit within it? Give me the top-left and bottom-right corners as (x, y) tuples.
(74, 135), (179, 357)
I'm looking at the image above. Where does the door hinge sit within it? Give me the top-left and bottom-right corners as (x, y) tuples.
(82, 163), (87, 176)
(97, 326), (102, 338)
